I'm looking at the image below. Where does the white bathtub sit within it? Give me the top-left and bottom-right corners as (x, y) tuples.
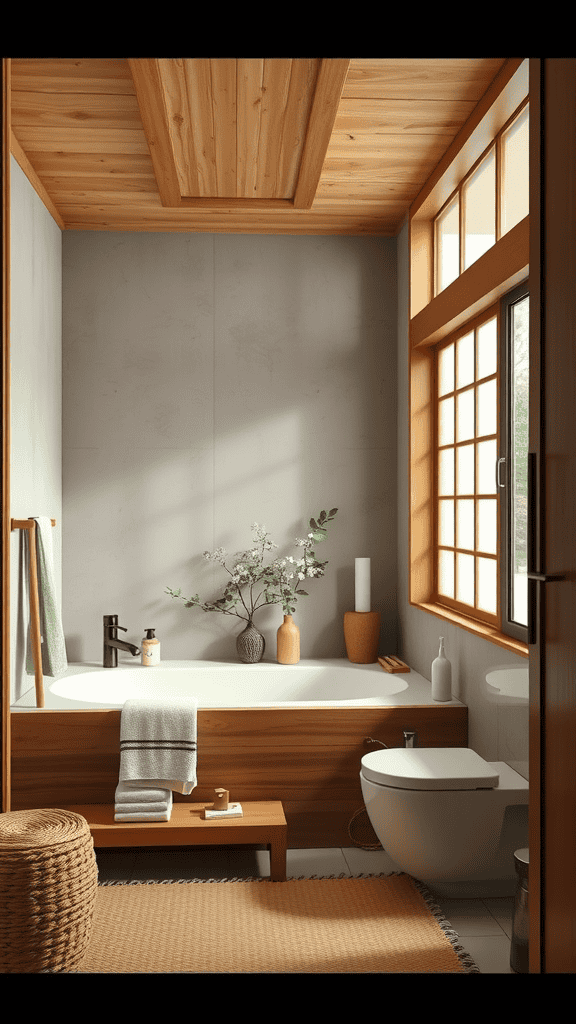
(11, 658), (462, 711)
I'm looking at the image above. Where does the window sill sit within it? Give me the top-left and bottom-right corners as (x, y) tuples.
(411, 601), (529, 658)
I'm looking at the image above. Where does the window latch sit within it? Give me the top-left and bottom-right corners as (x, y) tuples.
(496, 456), (506, 488)
(526, 571), (565, 582)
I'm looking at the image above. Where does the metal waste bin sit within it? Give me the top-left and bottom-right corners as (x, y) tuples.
(510, 847), (529, 973)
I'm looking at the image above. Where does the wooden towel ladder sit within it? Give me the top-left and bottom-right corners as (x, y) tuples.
(11, 518), (56, 708)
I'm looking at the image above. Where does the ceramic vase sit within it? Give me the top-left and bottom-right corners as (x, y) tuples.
(277, 614), (300, 664)
(236, 620), (265, 663)
(343, 610), (380, 663)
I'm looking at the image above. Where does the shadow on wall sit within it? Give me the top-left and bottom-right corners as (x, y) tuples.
(61, 233), (398, 663)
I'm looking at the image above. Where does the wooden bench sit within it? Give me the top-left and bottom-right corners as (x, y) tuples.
(62, 800), (287, 881)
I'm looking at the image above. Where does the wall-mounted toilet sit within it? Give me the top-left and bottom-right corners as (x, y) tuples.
(360, 747), (529, 898)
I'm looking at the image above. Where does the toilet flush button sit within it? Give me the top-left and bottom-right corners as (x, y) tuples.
(361, 747), (500, 790)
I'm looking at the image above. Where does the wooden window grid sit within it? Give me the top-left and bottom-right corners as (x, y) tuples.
(434, 99), (529, 298)
(433, 307), (500, 627)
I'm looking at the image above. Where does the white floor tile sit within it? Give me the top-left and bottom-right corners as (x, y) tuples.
(286, 847), (351, 877)
(341, 846), (400, 876)
(482, 897), (515, 939)
(460, 934), (515, 974)
(436, 898), (506, 936)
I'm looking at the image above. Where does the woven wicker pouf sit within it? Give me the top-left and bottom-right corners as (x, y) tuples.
(0, 808), (98, 973)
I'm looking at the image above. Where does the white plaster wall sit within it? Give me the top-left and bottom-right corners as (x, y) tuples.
(62, 231), (398, 664)
(9, 157), (63, 702)
(395, 222), (529, 779)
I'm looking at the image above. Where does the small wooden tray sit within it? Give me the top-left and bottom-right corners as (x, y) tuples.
(378, 655), (410, 674)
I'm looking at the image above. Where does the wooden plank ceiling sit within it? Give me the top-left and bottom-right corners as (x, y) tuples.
(10, 58), (507, 236)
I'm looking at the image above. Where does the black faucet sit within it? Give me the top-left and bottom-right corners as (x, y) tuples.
(103, 614), (141, 667)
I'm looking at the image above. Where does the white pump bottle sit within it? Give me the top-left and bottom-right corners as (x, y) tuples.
(431, 637), (452, 701)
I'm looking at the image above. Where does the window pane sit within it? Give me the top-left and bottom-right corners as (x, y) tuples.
(456, 552), (475, 606)
(456, 389), (475, 441)
(477, 317), (497, 380)
(456, 331), (475, 389)
(456, 498), (475, 550)
(438, 342), (454, 396)
(438, 549), (454, 598)
(477, 439), (497, 494)
(477, 498), (497, 554)
(456, 444), (474, 495)
(511, 294), (529, 625)
(477, 556), (497, 614)
(477, 378), (497, 437)
(501, 105), (529, 236)
(439, 448), (454, 496)
(439, 499), (454, 547)
(438, 396), (454, 446)
(463, 148), (496, 269)
(436, 195), (460, 292)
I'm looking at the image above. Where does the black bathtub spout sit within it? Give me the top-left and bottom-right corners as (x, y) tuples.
(103, 614), (141, 667)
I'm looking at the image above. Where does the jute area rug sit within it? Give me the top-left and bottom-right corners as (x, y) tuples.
(80, 873), (480, 974)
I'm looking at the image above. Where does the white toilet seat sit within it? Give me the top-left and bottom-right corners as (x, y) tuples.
(360, 747), (500, 791)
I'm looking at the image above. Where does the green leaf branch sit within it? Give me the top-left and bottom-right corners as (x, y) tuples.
(166, 509), (338, 622)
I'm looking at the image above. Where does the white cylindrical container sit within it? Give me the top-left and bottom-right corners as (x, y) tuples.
(431, 637), (452, 701)
(355, 558), (371, 612)
(141, 628), (160, 667)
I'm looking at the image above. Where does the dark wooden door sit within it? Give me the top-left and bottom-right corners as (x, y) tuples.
(529, 57), (576, 974)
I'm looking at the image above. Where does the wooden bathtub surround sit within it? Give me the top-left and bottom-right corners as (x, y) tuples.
(11, 703), (468, 848)
(61, 800), (288, 881)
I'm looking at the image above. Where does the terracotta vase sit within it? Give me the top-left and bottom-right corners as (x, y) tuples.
(343, 610), (380, 663)
(236, 620), (265, 663)
(277, 614), (300, 664)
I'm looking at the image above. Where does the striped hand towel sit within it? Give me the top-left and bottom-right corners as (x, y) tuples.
(118, 697), (198, 796)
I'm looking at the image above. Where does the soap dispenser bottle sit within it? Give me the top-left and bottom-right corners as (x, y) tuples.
(431, 637), (451, 701)
(141, 628), (160, 667)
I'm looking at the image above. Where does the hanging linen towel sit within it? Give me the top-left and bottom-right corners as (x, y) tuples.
(25, 517), (68, 678)
(118, 697), (198, 796)
(114, 782), (173, 822)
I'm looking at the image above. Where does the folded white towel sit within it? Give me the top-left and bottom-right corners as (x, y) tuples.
(115, 801), (172, 815)
(118, 697), (198, 796)
(114, 812), (172, 822)
(115, 782), (172, 805)
(113, 790), (172, 823)
(25, 516), (68, 678)
(114, 780), (173, 822)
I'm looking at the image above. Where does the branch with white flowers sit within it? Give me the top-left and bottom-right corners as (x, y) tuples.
(166, 509), (338, 622)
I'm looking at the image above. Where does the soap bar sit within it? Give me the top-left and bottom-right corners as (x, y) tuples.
(203, 803), (243, 820)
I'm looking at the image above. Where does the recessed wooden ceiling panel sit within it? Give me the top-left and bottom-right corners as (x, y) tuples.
(9, 57), (509, 235)
(155, 58), (320, 200)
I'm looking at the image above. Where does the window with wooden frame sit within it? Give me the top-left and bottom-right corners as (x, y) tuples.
(408, 58), (530, 657)
(432, 284), (529, 645)
(434, 101), (529, 297)
(434, 306), (500, 626)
